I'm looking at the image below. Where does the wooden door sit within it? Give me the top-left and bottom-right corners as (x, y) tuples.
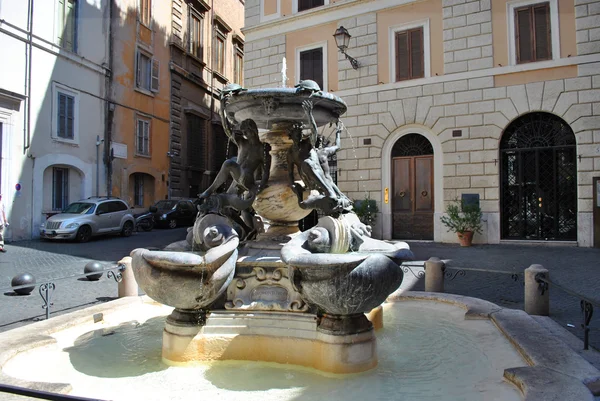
(392, 155), (433, 239)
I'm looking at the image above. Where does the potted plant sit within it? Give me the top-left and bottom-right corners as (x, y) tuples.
(353, 196), (379, 228)
(440, 199), (482, 246)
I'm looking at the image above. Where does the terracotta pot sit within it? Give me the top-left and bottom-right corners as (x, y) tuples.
(457, 231), (474, 247)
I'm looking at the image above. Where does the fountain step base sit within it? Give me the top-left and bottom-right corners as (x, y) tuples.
(162, 311), (377, 374)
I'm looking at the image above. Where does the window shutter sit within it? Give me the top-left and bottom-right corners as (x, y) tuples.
(299, 48), (323, 90)
(66, 95), (74, 139)
(64, 0), (76, 51)
(534, 3), (551, 60)
(137, 120), (144, 153)
(151, 59), (160, 92)
(312, 48), (323, 90)
(395, 31), (409, 81)
(144, 121), (150, 154)
(136, 52), (141, 87)
(58, 93), (66, 137)
(515, 7), (532, 63)
(57, 0), (65, 45)
(410, 28), (424, 78)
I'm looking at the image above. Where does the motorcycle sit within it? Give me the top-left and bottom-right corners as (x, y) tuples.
(134, 206), (156, 232)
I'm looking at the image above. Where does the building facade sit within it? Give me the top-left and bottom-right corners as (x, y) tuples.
(107, 0), (172, 208)
(243, 0), (600, 246)
(0, 0), (110, 240)
(168, 0), (246, 199)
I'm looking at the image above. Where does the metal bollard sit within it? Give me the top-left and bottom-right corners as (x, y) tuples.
(524, 264), (549, 316)
(425, 257), (445, 293)
(117, 256), (138, 298)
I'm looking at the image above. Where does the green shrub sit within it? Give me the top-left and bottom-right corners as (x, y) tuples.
(353, 197), (379, 227)
(440, 198), (482, 234)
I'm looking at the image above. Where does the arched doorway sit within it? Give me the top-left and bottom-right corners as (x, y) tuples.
(500, 112), (577, 240)
(391, 134), (434, 240)
(129, 172), (156, 208)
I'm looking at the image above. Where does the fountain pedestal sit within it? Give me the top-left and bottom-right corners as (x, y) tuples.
(161, 311), (377, 374)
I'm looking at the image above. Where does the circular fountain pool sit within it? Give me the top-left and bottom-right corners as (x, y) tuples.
(2, 298), (524, 401)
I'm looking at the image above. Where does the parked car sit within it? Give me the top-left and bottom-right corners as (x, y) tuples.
(40, 197), (135, 242)
(152, 199), (198, 228)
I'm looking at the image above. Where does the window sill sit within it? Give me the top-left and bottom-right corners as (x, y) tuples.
(134, 87), (156, 97)
(213, 70), (228, 84)
(188, 53), (206, 67)
(52, 137), (79, 146)
(134, 153), (152, 159)
(395, 76), (425, 83)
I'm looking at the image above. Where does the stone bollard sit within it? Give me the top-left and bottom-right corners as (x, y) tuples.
(524, 264), (549, 316)
(425, 257), (445, 293)
(117, 256), (138, 298)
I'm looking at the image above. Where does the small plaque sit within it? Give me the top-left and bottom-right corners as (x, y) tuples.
(461, 193), (480, 210)
(251, 285), (288, 302)
(111, 142), (127, 159)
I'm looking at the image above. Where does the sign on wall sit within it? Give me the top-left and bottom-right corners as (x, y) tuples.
(111, 142), (127, 159)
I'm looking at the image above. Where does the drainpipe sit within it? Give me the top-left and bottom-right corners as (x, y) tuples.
(104, 0), (115, 196)
(25, 0), (34, 238)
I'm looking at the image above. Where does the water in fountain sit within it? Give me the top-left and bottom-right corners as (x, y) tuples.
(281, 57), (288, 87)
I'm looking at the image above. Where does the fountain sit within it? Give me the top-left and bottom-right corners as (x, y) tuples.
(129, 80), (414, 373)
(1, 81), (600, 401)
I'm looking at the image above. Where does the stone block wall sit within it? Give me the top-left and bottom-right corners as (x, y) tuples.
(443, 0), (493, 73)
(576, 0), (600, 55)
(244, 35), (286, 88)
(337, 13), (379, 91)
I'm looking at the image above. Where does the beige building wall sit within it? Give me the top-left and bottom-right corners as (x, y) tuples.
(244, 0), (600, 246)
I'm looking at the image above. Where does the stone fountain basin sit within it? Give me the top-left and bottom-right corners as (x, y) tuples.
(225, 88), (347, 129)
(1, 294), (599, 400)
(130, 245), (238, 310)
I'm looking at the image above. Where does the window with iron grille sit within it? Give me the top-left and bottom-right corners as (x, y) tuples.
(395, 27), (424, 81)
(514, 2), (552, 63)
(52, 167), (69, 211)
(136, 118), (150, 156)
(57, 0), (77, 52)
(190, 9), (204, 60)
(136, 50), (159, 92)
(57, 92), (75, 139)
(139, 0), (151, 26)
(298, 0), (325, 12)
(133, 173), (144, 207)
(300, 47), (323, 90)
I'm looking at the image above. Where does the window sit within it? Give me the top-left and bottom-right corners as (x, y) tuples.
(514, 2), (552, 63)
(215, 31), (226, 75)
(190, 10), (204, 60)
(52, 167), (69, 211)
(140, 0), (151, 26)
(136, 51), (159, 92)
(395, 27), (424, 81)
(299, 47), (324, 90)
(57, 92), (75, 139)
(108, 201), (128, 212)
(298, 0), (325, 12)
(136, 117), (150, 156)
(57, 0), (77, 52)
(134, 174), (144, 206)
(233, 41), (244, 84)
(187, 114), (207, 169)
(97, 202), (110, 214)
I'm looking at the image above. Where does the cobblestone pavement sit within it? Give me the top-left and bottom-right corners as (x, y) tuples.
(0, 228), (188, 333)
(406, 241), (600, 351)
(1, 231), (599, 351)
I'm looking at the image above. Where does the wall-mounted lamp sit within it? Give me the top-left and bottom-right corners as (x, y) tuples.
(333, 26), (359, 70)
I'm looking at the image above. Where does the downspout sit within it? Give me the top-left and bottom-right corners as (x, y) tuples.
(104, 0), (115, 196)
(208, 0), (215, 188)
(26, 0), (34, 239)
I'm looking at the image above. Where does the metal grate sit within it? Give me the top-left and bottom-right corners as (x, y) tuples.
(45, 221), (62, 230)
(391, 133), (433, 157)
(500, 113), (576, 240)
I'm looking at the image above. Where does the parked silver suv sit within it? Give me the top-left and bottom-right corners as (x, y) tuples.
(40, 197), (135, 242)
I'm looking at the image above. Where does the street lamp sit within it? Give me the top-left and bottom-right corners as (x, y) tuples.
(333, 26), (359, 70)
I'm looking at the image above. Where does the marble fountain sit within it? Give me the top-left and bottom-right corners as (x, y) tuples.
(1, 83), (599, 401)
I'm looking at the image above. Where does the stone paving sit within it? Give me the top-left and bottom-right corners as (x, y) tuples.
(0, 228), (188, 333)
(406, 241), (600, 351)
(1, 231), (599, 351)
